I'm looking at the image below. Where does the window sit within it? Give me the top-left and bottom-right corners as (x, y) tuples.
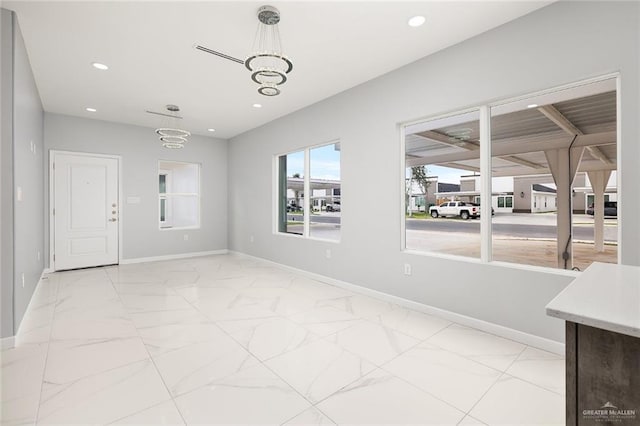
(158, 161), (200, 229)
(505, 196), (513, 208)
(402, 75), (618, 271)
(159, 173), (168, 224)
(404, 110), (480, 258)
(277, 142), (341, 241)
(491, 78), (617, 271)
(278, 150), (304, 235)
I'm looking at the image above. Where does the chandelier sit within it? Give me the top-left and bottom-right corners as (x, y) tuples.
(154, 105), (190, 149)
(244, 5), (293, 97)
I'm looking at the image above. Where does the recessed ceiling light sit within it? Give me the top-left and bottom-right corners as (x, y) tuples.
(207, 128), (216, 132)
(527, 104), (539, 108)
(252, 103), (262, 108)
(85, 107), (97, 112)
(91, 62), (109, 70)
(408, 15), (426, 27)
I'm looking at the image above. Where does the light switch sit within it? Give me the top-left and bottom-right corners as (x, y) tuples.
(16, 186), (23, 201)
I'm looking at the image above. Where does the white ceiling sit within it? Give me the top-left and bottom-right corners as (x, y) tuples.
(4, 1), (552, 139)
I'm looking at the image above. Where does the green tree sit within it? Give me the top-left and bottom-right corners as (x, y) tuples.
(406, 166), (431, 217)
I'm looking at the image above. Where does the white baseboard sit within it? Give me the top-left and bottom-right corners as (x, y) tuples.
(120, 249), (229, 265)
(230, 251), (565, 355)
(13, 269), (50, 340)
(1, 335), (15, 350)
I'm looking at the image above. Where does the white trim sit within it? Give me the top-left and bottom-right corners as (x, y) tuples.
(489, 260), (580, 278)
(479, 105), (492, 263)
(399, 124), (407, 251)
(1, 336), (15, 350)
(303, 149), (310, 238)
(487, 72), (620, 108)
(120, 249), (228, 265)
(11, 269), (49, 344)
(49, 150), (123, 271)
(403, 249), (483, 264)
(229, 251), (565, 355)
(615, 75), (622, 265)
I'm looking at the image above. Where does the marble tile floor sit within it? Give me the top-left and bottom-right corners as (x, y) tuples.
(1, 254), (565, 425)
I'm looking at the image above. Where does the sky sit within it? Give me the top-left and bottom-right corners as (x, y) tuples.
(286, 143), (341, 180)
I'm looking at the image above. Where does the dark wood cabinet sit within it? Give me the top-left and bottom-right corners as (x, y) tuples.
(565, 321), (640, 425)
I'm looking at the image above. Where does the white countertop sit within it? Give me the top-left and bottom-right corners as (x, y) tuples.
(546, 262), (640, 338)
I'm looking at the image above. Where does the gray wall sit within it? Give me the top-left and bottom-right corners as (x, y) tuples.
(228, 1), (640, 343)
(0, 9), (45, 338)
(1, 8), (15, 339)
(45, 113), (228, 263)
(13, 12), (44, 331)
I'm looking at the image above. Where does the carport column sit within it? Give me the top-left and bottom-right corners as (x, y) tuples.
(587, 170), (612, 252)
(544, 147), (585, 269)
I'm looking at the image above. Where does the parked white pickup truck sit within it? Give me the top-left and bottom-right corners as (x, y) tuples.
(429, 201), (480, 220)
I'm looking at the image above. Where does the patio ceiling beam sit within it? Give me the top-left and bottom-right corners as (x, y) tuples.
(499, 156), (546, 169)
(490, 160), (617, 178)
(417, 130), (479, 150)
(417, 131), (544, 169)
(538, 104), (612, 165)
(406, 131), (615, 167)
(440, 162), (480, 172)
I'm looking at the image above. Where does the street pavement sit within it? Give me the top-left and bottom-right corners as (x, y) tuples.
(289, 212), (618, 242)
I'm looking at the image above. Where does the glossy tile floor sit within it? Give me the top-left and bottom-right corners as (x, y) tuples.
(1, 254), (565, 425)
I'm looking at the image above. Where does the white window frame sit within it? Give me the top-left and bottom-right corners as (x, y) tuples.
(399, 73), (621, 276)
(159, 169), (171, 226)
(273, 140), (341, 243)
(158, 161), (201, 231)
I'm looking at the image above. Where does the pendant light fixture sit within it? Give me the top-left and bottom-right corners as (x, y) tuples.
(244, 5), (293, 96)
(154, 104), (190, 149)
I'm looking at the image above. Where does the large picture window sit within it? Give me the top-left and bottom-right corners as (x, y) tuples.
(402, 76), (618, 272)
(490, 79), (617, 270)
(277, 142), (341, 241)
(404, 110), (481, 259)
(158, 161), (200, 230)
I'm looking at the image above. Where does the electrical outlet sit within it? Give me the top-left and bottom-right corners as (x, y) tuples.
(183, 234), (189, 241)
(403, 263), (412, 276)
(325, 249), (331, 259)
(21, 273), (25, 288)
(250, 235), (254, 243)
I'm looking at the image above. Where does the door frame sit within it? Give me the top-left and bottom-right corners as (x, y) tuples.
(49, 150), (123, 271)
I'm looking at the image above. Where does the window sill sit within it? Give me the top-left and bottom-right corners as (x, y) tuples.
(402, 248), (582, 277)
(274, 232), (341, 244)
(160, 225), (201, 231)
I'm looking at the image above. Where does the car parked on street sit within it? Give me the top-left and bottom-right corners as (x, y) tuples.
(326, 202), (341, 212)
(429, 201), (480, 220)
(586, 201), (617, 217)
(471, 203), (494, 216)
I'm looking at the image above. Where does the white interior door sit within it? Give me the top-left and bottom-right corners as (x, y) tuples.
(53, 152), (119, 270)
